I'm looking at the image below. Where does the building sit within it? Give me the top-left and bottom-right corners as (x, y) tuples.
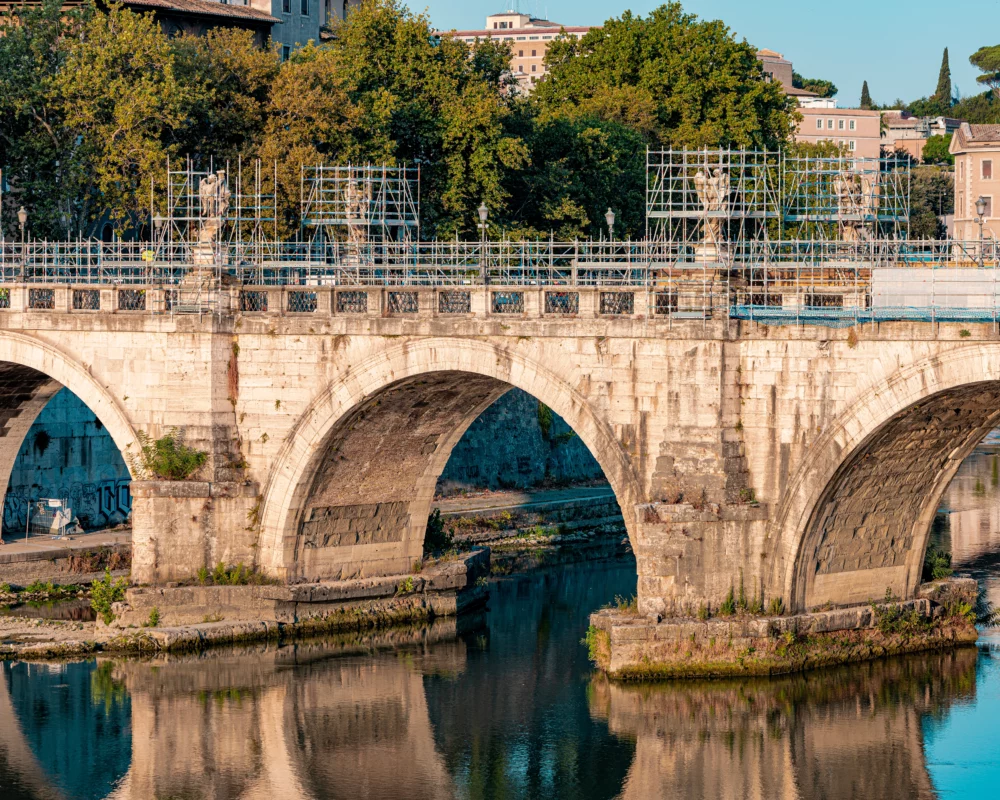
(756, 49), (833, 109)
(795, 107), (882, 159)
(442, 10), (595, 91)
(950, 123), (1000, 242)
(0, 0), (364, 59)
(882, 110), (963, 161)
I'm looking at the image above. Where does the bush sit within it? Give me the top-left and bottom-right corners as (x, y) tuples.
(922, 544), (953, 582)
(129, 428), (207, 480)
(423, 508), (454, 556)
(91, 569), (128, 624)
(767, 597), (785, 616)
(719, 585), (736, 616)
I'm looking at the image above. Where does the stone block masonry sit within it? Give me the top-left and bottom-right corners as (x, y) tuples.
(0, 286), (996, 631)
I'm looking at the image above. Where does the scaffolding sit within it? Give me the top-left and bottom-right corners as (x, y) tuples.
(300, 164), (420, 250)
(781, 153), (911, 241)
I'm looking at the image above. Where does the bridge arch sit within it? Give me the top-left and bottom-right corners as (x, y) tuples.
(768, 345), (1000, 612)
(256, 338), (642, 581)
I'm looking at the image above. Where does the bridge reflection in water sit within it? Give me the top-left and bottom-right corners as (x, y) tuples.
(0, 563), (982, 800)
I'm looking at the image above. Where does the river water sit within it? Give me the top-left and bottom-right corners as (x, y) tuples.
(3, 453), (1000, 799)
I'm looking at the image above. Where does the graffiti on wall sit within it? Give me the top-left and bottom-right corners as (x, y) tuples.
(2, 479), (131, 535)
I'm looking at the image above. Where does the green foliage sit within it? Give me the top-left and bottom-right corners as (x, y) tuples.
(144, 606), (160, 627)
(934, 48), (952, 107)
(767, 596), (785, 616)
(922, 544), (954, 582)
(535, 3), (793, 152)
(396, 576), (415, 595)
(197, 566), (209, 585)
(971, 45), (1000, 97)
(583, 624), (610, 664)
(953, 90), (1000, 124)
(423, 508), (454, 556)
(909, 165), (954, 239)
(719, 585), (737, 616)
(736, 573), (747, 612)
(697, 603), (709, 621)
(25, 579), (55, 595)
(0, 583), (10, 595)
(975, 585), (1000, 627)
(792, 72), (837, 98)
(90, 568), (128, 625)
(871, 589), (929, 636)
(537, 401), (554, 439)
(860, 80), (874, 110)
(922, 135), (954, 166)
(196, 562), (269, 586)
(129, 428), (207, 480)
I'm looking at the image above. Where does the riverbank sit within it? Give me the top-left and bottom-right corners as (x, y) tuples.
(588, 578), (980, 680)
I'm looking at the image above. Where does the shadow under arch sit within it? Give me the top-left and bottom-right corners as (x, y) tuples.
(256, 338), (643, 581)
(0, 332), (139, 533)
(765, 344), (1000, 612)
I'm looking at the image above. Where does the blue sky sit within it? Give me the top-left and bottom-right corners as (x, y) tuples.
(424, 0), (999, 107)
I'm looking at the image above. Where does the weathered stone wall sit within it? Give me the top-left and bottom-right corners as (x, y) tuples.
(438, 389), (603, 493)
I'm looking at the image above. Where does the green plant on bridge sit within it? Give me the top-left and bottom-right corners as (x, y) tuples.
(129, 428), (207, 480)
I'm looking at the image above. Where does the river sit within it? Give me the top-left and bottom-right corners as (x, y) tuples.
(3, 451), (1000, 798)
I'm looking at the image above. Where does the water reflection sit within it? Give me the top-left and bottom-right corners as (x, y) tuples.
(592, 650), (977, 800)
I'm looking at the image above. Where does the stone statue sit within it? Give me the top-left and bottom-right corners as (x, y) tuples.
(833, 169), (875, 243)
(197, 170), (231, 245)
(693, 167), (730, 255)
(344, 175), (372, 248)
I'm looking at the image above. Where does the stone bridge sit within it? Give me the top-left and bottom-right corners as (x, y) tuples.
(0, 282), (996, 615)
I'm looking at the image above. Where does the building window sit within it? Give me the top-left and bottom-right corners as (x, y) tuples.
(543, 35), (551, 39)
(300, 0), (308, 14)
(849, 120), (856, 131)
(985, 196), (994, 217)
(960, 161), (965, 181)
(531, 49), (536, 56)
(849, 140), (856, 151)
(518, 49), (523, 56)
(531, 64), (536, 73)
(282, 0), (289, 12)
(493, 22), (497, 28)
(518, 65), (523, 72)
(281, 44), (290, 61)
(838, 119), (844, 130)
(529, 35), (538, 39)
(827, 119), (834, 130)
(816, 118), (823, 130)
(984, 160), (993, 180)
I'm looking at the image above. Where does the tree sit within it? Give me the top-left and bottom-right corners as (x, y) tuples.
(952, 90), (1000, 124)
(56, 3), (182, 231)
(170, 28), (280, 165)
(534, 3), (794, 150)
(933, 48), (952, 107)
(860, 80), (874, 109)
(792, 72), (837, 98)
(0, 0), (92, 238)
(909, 165), (953, 239)
(971, 45), (1000, 97)
(922, 134), (953, 165)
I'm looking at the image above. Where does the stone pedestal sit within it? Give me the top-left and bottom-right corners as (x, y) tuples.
(130, 480), (259, 584)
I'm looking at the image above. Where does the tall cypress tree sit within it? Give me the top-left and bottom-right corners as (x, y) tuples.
(860, 80), (873, 109)
(934, 48), (952, 106)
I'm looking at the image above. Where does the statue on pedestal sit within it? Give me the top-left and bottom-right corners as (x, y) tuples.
(693, 167), (730, 259)
(833, 169), (875, 243)
(344, 176), (372, 249)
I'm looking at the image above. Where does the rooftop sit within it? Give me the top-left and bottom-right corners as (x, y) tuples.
(952, 123), (1000, 151)
(122, 0), (279, 24)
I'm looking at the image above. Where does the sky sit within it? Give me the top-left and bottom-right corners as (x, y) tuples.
(424, 0), (1000, 107)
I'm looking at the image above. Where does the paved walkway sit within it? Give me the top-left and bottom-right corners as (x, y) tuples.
(435, 485), (616, 516)
(0, 529), (130, 564)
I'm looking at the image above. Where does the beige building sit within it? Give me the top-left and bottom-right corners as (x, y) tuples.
(442, 11), (594, 91)
(794, 107), (882, 159)
(756, 49), (831, 108)
(950, 123), (1000, 241)
(882, 111), (962, 161)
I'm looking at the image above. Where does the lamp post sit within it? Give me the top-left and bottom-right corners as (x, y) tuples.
(17, 206), (27, 281)
(976, 196), (988, 268)
(605, 207), (615, 242)
(477, 202), (488, 284)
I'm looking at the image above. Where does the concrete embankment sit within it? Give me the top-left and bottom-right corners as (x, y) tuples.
(589, 577), (981, 680)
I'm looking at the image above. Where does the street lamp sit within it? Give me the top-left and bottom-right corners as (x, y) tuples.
(17, 207), (27, 281)
(477, 202), (489, 284)
(976, 196), (988, 267)
(604, 207), (615, 242)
